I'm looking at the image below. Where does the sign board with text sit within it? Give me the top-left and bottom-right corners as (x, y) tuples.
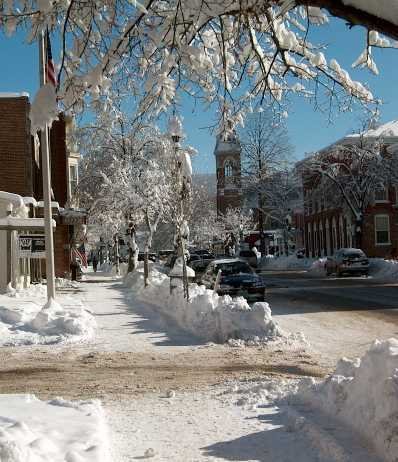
(18, 235), (46, 258)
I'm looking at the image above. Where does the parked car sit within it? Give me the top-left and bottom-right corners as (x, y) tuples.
(158, 249), (174, 260)
(238, 249), (259, 268)
(189, 258), (214, 282)
(200, 258), (266, 302)
(187, 253), (201, 264)
(138, 252), (157, 262)
(195, 249), (215, 259)
(325, 248), (369, 277)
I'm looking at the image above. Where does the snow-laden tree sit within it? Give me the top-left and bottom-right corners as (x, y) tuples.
(2, 1), (396, 131)
(240, 109), (293, 254)
(302, 135), (397, 249)
(258, 168), (301, 254)
(219, 207), (253, 253)
(78, 121), (176, 282)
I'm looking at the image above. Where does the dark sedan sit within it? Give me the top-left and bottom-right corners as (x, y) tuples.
(200, 259), (266, 302)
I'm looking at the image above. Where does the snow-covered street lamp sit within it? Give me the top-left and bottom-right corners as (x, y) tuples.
(168, 114), (191, 300)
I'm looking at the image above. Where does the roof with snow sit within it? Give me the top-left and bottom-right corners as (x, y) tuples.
(346, 120), (398, 139)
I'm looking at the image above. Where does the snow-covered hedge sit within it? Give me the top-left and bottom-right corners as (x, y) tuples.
(260, 255), (314, 271)
(124, 265), (282, 343)
(0, 285), (95, 346)
(0, 394), (109, 462)
(294, 338), (398, 462)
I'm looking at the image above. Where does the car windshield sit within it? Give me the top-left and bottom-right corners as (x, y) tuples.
(343, 250), (365, 258)
(214, 261), (253, 275)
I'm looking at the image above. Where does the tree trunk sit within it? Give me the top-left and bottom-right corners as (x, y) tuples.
(355, 218), (363, 249)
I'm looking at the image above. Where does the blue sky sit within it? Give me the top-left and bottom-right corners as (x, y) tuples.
(1, 17), (397, 174)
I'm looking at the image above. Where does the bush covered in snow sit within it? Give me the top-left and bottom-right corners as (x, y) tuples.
(124, 265), (282, 343)
(0, 285), (96, 346)
(294, 338), (398, 462)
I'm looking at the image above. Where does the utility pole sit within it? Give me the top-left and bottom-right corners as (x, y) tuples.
(39, 31), (56, 300)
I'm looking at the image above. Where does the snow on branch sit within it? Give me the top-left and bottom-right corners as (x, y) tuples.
(1, 1), (397, 128)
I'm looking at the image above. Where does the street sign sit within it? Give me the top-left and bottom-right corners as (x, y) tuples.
(18, 235), (46, 258)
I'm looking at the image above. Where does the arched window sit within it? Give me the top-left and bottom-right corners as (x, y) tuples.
(224, 160), (233, 177)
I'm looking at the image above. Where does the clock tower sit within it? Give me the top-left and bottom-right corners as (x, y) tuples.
(214, 132), (242, 215)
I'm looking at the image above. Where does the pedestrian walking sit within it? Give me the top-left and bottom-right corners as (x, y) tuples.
(92, 253), (98, 272)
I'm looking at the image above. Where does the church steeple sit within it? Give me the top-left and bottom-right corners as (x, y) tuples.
(214, 132), (242, 215)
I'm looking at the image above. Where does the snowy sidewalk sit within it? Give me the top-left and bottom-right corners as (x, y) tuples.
(80, 271), (202, 352)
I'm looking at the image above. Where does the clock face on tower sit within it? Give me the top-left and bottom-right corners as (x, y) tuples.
(214, 133), (242, 215)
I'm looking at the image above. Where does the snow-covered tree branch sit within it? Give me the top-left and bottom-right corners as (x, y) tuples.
(2, 1), (396, 130)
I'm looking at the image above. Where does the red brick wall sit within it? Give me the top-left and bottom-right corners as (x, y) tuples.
(0, 96), (33, 196)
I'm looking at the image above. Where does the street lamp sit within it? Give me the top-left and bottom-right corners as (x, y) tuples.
(168, 114), (191, 300)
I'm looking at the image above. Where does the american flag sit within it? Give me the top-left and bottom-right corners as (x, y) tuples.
(72, 245), (87, 268)
(46, 29), (57, 87)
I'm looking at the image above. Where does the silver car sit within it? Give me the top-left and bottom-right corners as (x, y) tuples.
(325, 248), (369, 277)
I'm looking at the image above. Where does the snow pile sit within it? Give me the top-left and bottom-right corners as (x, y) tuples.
(369, 258), (398, 281)
(55, 277), (80, 289)
(260, 255), (314, 271)
(295, 338), (398, 462)
(0, 394), (109, 462)
(124, 265), (282, 343)
(307, 258), (327, 277)
(0, 289), (95, 346)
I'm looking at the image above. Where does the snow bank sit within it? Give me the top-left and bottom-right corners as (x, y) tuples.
(369, 258), (398, 281)
(124, 265), (282, 343)
(0, 394), (109, 462)
(307, 258), (327, 277)
(260, 255), (314, 271)
(294, 338), (398, 462)
(0, 286), (95, 346)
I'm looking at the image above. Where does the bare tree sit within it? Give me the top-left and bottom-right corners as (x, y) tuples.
(240, 109), (293, 254)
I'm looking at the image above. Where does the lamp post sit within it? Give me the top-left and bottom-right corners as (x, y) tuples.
(168, 115), (190, 300)
(114, 233), (120, 275)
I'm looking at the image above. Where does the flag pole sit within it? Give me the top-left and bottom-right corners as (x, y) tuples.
(39, 30), (56, 300)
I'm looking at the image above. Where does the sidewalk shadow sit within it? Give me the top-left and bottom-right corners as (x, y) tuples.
(106, 283), (207, 347)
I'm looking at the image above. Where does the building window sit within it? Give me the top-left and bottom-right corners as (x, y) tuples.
(224, 161), (233, 177)
(69, 164), (78, 195)
(374, 184), (388, 203)
(374, 215), (390, 245)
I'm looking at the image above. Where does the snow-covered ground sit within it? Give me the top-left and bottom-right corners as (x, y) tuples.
(108, 339), (397, 461)
(0, 282), (95, 346)
(0, 394), (109, 462)
(1, 268), (396, 461)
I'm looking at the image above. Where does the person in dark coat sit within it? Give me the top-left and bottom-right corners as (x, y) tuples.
(92, 253), (98, 272)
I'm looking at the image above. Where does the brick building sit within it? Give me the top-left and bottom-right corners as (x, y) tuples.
(298, 120), (398, 258)
(214, 133), (242, 215)
(0, 93), (85, 280)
